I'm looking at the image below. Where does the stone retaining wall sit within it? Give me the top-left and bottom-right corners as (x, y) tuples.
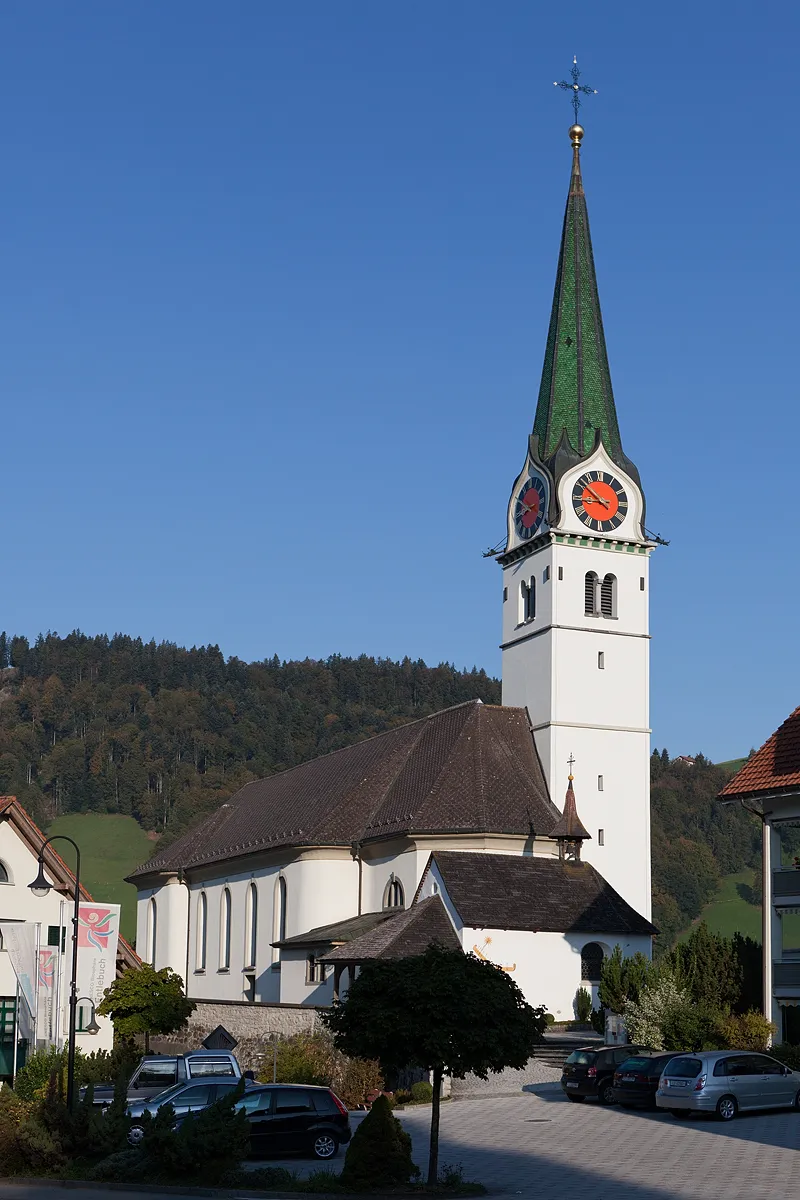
(149, 1001), (323, 1071)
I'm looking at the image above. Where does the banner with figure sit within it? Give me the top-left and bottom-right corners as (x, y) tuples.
(0, 922), (38, 1020)
(76, 904), (120, 1013)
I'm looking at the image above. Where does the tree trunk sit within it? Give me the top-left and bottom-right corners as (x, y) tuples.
(144, 1030), (150, 1052)
(427, 1064), (444, 1186)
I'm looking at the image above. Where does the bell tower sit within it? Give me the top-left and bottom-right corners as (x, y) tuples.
(497, 119), (653, 919)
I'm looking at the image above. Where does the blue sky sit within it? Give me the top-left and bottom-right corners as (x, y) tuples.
(0, 2), (796, 761)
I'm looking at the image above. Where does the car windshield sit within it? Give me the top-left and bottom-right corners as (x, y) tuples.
(618, 1057), (651, 1071)
(663, 1057), (702, 1078)
(565, 1051), (596, 1065)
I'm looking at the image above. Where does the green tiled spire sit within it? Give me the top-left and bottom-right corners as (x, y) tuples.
(532, 125), (626, 467)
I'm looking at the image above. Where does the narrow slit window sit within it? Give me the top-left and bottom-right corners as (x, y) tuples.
(503, 587), (508, 602)
(598, 829), (605, 846)
(597, 775), (604, 792)
(558, 567), (563, 581)
(640, 576), (645, 591)
(543, 566), (550, 583)
(521, 578), (535, 622)
(598, 651), (605, 670)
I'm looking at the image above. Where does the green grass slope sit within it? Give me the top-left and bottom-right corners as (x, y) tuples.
(46, 814), (154, 945)
(679, 870), (762, 943)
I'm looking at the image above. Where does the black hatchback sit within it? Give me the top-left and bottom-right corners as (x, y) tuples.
(236, 1084), (352, 1160)
(561, 1044), (645, 1105)
(611, 1052), (681, 1108)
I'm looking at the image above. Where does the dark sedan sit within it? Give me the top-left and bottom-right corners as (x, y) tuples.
(611, 1052), (682, 1108)
(175, 1082), (352, 1160)
(561, 1044), (645, 1105)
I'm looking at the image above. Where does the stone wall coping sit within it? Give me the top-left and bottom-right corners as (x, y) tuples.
(190, 999), (329, 1012)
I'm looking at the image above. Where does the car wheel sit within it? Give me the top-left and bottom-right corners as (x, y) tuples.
(597, 1080), (616, 1105)
(566, 1094), (585, 1103)
(312, 1133), (339, 1160)
(716, 1095), (738, 1122)
(127, 1123), (145, 1148)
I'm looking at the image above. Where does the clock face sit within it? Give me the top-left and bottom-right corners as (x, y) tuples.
(514, 475), (547, 539)
(572, 470), (628, 532)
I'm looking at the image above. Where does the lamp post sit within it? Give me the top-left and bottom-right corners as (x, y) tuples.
(29, 835), (82, 1109)
(75, 996), (101, 1036)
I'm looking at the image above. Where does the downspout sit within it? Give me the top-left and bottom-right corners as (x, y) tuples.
(350, 842), (363, 916)
(739, 800), (773, 1032)
(178, 869), (191, 989)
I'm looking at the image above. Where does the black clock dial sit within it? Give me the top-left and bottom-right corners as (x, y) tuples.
(514, 475), (547, 539)
(572, 470), (628, 533)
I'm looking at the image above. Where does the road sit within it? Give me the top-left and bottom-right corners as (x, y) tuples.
(1, 1087), (798, 1198)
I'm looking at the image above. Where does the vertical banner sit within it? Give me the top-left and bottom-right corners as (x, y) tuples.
(37, 946), (57, 1045)
(0, 923), (38, 1020)
(77, 904), (120, 1011)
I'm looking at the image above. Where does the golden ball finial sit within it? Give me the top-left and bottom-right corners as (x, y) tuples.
(569, 124), (584, 147)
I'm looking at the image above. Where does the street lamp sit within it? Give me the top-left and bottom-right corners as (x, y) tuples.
(28, 834), (82, 1109)
(76, 996), (100, 1036)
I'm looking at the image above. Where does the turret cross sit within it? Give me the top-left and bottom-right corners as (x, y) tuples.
(554, 56), (597, 123)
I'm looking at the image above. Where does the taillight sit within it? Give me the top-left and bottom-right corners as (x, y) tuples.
(613, 1073), (621, 1083)
(329, 1090), (349, 1116)
(587, 1066), (597, 1078)
(693, 1075), (707, 1092)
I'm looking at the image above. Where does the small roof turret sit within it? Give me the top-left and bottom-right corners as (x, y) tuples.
(551, 760), (591, 861)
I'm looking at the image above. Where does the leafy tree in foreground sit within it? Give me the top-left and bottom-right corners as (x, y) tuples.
(97, 965), (195, 1050)
(322, 945), (546, 1185)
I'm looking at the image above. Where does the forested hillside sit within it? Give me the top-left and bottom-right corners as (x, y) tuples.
(0, 632), (500, 838)
(0, 630), (771, 949)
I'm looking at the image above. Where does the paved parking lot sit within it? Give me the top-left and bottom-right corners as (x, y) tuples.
(262, 1086), (800, 1199)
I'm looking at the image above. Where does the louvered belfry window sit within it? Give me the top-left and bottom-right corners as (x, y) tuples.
(584, 572), (599, 616)
(600, 574), (617, 619)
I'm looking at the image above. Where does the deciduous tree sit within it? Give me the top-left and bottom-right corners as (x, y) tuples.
(322, 946), (546, 1185)
(97, 965), (194, 1049)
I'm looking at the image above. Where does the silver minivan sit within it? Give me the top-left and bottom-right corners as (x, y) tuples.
(655, 1051), (800, 1120)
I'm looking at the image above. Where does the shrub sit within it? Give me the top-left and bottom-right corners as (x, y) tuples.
(718, 1010), (777, 1052)
(772, 1043), (800, 1071)
(590, 1008), (605, 1036)
(575, 987), (592, 1023)
(410, 1081), (433, 1104)
(13, 1046), (65, 1102)
(261, 1031), (382, 1110)
(543, 1013), (555, 1026)
(0, 1088), (35, 1175)
(624, 971), (690, 1049)
(340, 1094), (417, 1190)
(140, 1079), (250, 1183)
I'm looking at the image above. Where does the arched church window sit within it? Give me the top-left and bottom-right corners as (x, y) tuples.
(581, 942), (604, 983)
(521, 577), (535, 623)
(382, 876), (405, 910)
(0, 862), (10, 884)
(584, 572), (599, 616)
(220, 888), (232, 970)
(245, 882), (258, 969)
(272, 876), (287, 964)
(196, 892), (207, 970)
(147, 897), (158, 966)
(601, 574), (617, 619)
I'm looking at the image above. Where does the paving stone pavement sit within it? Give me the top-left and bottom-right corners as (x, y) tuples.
(257, 1088), (800, 1198)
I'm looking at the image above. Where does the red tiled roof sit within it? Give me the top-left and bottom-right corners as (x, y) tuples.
(719, 706), (800, 800)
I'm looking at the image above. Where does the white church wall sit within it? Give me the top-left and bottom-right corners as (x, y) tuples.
(278, 948), (335, 1007)
(361, 848), (425, 916)
(159, 852), (358, 1006)
(459, 926), (651, 1020)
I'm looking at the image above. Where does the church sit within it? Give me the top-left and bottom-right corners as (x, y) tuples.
(130, 119), (656, 1027)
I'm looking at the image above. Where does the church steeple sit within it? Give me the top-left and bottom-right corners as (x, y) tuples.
(530, 125), (639, 488)
(551, 759), (591, 861)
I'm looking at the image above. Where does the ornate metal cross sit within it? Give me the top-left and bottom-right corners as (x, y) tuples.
(554, 56), (597, 123)
(567, 752), (576, 774)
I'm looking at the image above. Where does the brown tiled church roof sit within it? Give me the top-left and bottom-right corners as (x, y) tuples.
(425, 851), (656, 935)
(550, 777), (591, 841)
(319, 897), (461, 963)
(719, 705), (800, 801)
(129, 701), (560, 878)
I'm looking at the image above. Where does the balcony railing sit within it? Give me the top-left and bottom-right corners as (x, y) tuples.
(772, 869), (800, 897)
(774, 962), (800, 988)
